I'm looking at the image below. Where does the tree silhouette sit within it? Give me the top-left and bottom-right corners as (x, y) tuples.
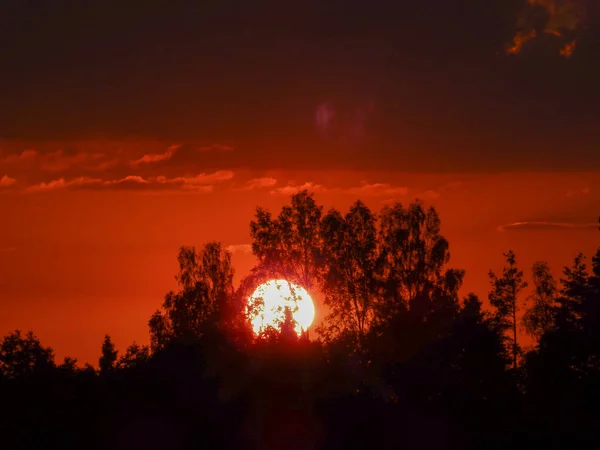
(99, 334), (118, 375)
(4, 189), (600, 450)
(117, 341), (150, 370)
(320, 201), (379, 349)
(377, 201), (452, 320)
(250, 190), (323, 290)
(0, 330), (55, 378)
(58, 356), (79, 375)
(522, 261), (557, 340)
(488, 250), (528, 369)
(149, 241), (236, 347)
(556, 253), (589, 328)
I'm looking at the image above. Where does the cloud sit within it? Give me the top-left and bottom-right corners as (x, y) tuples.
(26, 177), (103, 192)
(2, 149), (37, 164)
(268, 181), (410, 198)
(497, 221), (598, 231)
(0, 175), (17, 187)
(1, 147), (120, 176)
(271, 182), (325, 195)
(24, 171), (234, 193)
(103, 175), (150, 188)
(106, 175), (215, 192)
(164, 171), (234, 186)
(131, 144), (179, 165)
(226, 244), (253, 254)
(238, 177), (277, 191)
(417, 189), (441, 200)
(343, 183), (408, 197)
(508, 0), (587, 57)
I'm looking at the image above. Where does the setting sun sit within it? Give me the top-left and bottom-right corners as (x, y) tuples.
(247, 279), (315, 336)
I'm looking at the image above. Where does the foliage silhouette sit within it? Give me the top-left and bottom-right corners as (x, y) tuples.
(488, 250), (528, 369)
(522, 261), (558, 340)
(99, 334), (118, 375)
(1, 191), (600, 449)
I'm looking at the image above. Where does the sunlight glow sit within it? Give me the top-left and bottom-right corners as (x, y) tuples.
(247, 279), (315, 336)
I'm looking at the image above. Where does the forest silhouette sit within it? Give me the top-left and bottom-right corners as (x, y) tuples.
(1, 191), (599, 450)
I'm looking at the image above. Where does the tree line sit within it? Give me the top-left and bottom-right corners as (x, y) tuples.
(1, 190), (599, 450)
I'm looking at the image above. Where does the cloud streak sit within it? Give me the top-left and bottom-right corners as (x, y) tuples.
(270, 182), (325, 196)
(26, 177), (103, 192)
(131, 145), (179, 165)
(24, 171), (234, 193)
(269, 181), (409, 198)
(238, 177), (278, 191)
(497, 221), (598, 232)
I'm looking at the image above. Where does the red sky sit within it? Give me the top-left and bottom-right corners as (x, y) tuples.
(1, 1), (599, 363)
(1, 153), (598, 363)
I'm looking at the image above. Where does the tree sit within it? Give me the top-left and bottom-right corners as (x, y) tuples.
(0, 330), (55, 378)
(58, 356), (79, 375)
(556, 253), (589, 329)
(319, 201), (379, 349)
(250, 190), (323, 290)
(522, 261), (557, 340)
(117, 341), (150, 370)
(149, 241), (236, 347)
(99, 334), (118, 375)
(488, 250), (528, 370)
(148, 310), (172, 352)
(377, 201), (451, 320)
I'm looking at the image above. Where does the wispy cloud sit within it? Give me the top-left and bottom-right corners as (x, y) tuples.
(24, 171), (234, 193)
(26, 177), (103, 192)
(497, 221), (598, 232)
(344, 183), (408, 197)
(0, 175), (17, 187)
(162, 171), (234, 186)
(269, 181), (410, 197)
(271, 182), (325, 196)
(131, 144), (180, 165)
(415, 189), (441, 200)
(238, 177), (277, 191)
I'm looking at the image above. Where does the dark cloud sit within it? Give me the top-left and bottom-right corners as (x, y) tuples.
(0, 1), (599, 172)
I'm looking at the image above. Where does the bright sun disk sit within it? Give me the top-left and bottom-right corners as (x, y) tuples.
(247, 279), (315, 336)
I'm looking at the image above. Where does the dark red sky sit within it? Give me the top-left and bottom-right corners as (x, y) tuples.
(0, 0), (599, 363)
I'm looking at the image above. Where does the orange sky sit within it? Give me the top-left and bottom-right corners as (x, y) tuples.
(1, 1), (599, 364)
(1, 161), (598, 363)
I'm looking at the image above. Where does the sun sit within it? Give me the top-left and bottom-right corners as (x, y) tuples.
(247, 279), (315, 336)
